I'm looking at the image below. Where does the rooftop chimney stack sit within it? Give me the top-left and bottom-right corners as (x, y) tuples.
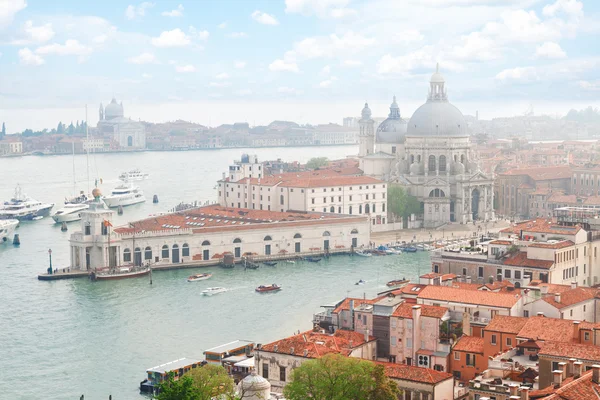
(568, 358), (576, 376)
(559, 362), (567, 379)
(497, 273), (503, 282)
(573, 321), (581, 343)
(365, 328), (369, 343)
(509, 384), (519, 396)
(552, 370), (563, 386)
(571, 281), (577, 289)
(520, 386), (530, 400)
(593, 365), (600, 384)
(537, 312), (545, 317)
(555, 293), (561, 303)
(574, 361), (583, 377)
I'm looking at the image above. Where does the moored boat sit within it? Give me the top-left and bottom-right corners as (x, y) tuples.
(355, 279), (366, 285)
(52, 202), (89, 223)
(0, 185), (54, 221)
(187, 273), (212, 282)
(202, 287), (227, 296)
(0, 219), (19, 243)
(90, 266), (150, 281)
(255, 284), (281, 293)
(119, 169), (149, 181)
(304, 257), (321, 263)
(354, 249), (372, 257)
(387, 278), (410, 287)
(263, 261), (277, 266)
(403, 247), (418, 253)
(102, 183), (146, 208)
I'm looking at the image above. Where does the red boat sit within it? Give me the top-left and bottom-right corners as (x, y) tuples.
(255, 284), (281, 293)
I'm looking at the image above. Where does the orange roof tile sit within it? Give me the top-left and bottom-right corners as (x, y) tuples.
(259, 329), (372, 358)
(376, 361), (453, 385)
(529, 241), (575, 249)
(542, 370), (600, 400)
(500, 165), (572, 180)
(516, 316), (581, 342)
(417, 286), (521, 308)
(391, 303), (448, 319)
(448, 282), (483, 291)
(538, 342), (600, 362)
(541, 287), (598, 309)
(420, 273), (442, 279)
(453, 336), (484, 354)
(500, 219), (582, 236)
(503, 252), (554, 270)
(332, 297), (378, 314)
(485, 316), (529, 334)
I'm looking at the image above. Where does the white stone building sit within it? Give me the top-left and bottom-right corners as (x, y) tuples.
(97, 98), (146, 149)
(358, 66), (495, 228)
(0, 140), (23, 155)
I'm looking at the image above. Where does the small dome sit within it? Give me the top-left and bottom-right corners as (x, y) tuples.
(92, 188), (102, 198)
(104, 98), (124, 120)
(376, 96), (407, 144)
(430, 63), (444, 83)
(240, 371), (270, 391)
(360, 102), (372, 120)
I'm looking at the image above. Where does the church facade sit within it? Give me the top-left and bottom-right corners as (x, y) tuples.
(98, 98), (146, 150)
(359, 67), (494, 228)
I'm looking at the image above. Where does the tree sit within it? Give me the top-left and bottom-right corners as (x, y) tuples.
(57, 122), (65, 134)
(67, 121), (75, 136)
(283, 354), (400, 400)
(306, 157), (329, 170)
(387, 185), (421, 220)
(155, 365), (238, 400)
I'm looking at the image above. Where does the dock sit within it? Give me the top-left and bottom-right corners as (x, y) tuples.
(37, 248), (352, 281)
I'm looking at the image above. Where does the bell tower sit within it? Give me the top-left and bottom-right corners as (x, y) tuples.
(358, 102), (375, 158)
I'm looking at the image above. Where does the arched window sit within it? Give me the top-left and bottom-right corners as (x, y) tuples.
(351, 228), (359, 234)
(123, 248), (131, 262)
(428, 189), (446, 198)
(233, 238), (242, 243)
(428, 155), (436, 172)
(161, 245), (169, 258)
(323, 231), (331, 237)
(461, 154), (466, 164)
(172, 244), (179, 250)
(373, 204), (376, 212)
(410, 155), (415, 164)
(330, 206), (335, 213)
(202, 240), (210, 246)
(454, 154), (458, 162)
(264, 235), (272, 241)
(144, 246), (152, 260)
(439, 155), (446, 172)
(293, 233), (302, 239)
(365, 204), (370, 214)
(349, 205), (353, 214)
(134, 247), (142, 266)
(182, 243), (189, 257)
(359, 204), (363, 214)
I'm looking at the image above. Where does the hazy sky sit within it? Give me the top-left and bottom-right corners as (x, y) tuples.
(0, 0), (599, 133)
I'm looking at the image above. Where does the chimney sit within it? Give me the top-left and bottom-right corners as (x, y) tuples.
(571, 281), (577, 289)
(541, 285), (549, 295)
(568, 358), (576, 376)
(593, 365), (600, 384)
(349, 340), (353, 348)
(274, 345), (278, 352)
(365, 328), (370, 343)
(290, 347), (294, 355)
(555, 293), (561, 303)
(466, 276), (472, 284)
(510, 397), (520, 400)
(574, 361), (583, 377)
(520, 386), (529, 400)
(537, 312), (545, 317)
(509, 384), (519, 396)
(497, 273), (503, 282)
(553, 370), (563, 386)
(558, 362), (567, 379)
(573, 321), (581, 343)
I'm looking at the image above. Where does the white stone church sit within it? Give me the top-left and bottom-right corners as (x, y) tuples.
(358, 67), (494, 228)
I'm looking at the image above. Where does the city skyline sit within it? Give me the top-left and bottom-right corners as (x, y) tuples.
(0, 0), (599, 132)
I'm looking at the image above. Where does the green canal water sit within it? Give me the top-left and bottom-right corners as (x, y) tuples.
(0, 146), (431, 399)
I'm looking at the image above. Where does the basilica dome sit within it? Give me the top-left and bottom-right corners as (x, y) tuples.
(376, 96), (407, 144)
(104, 98), (124, 120)
(406, 66), (467, 137)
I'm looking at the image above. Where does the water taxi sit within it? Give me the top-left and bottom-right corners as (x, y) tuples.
(387, 278), (410, 288)
(90, 266), (150, 281)
(255, 284), (281, 293)
(187, 273), (212, 282)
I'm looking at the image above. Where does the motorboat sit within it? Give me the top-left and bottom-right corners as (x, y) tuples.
(0, 185), (54, 221)
(90, 266), (151, 281)
(52, 202), (89, 223)
(387, 279), (410, 288)
(403, 247), (418, 253)
(102, 183), (146, 207)
(202, 287), (227, 296)
(263, 261), (277, 266)
(304, 257), (321, 263)
(0, 219), (18, 243)
(255, 284), (282, 293)
(245, 262), (260, 270)
(355, 279), (366, 285)
(119, 169), (149, 181)
(284, 260), (296, 264)
(354, 250), (372, 257)
(187, 273), (212, 282)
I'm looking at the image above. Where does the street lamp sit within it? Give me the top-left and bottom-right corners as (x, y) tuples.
(48, 249), (53, 272)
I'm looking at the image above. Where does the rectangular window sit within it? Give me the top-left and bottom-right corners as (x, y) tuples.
(505, 269), (511, 279)
(466, 353), (475, 367)
(349, 195), (353, 201)
(479, 267), (484, 278)
(279, 366), (286, 382)
(585, 332), (590, 341)
(491, 334), (497, 345)
(391, 336), (397, 347)
(454, 352), (460, 360)
(262, 363), (269, 379)
(406, 338), (412, 348)
(552, 361), (559, 371)
(515, 270), (521, 279)
(506, 337), (512, 347)
(312, 198), (315, 204)
(84, 224), (91, 235)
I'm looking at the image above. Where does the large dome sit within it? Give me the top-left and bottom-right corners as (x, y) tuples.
(104, 98), (124, 120)
(406, 66), (467, 137)
(376, 96), (407, 144)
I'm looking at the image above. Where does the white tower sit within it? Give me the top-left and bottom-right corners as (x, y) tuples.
(358, 102), (374, 158)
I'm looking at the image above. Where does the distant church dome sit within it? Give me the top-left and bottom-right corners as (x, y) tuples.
(376, 96), (407, 144)
(407, 65), (467, 137)
(360, 102), (372, 120)
(104, 98), (124, 120)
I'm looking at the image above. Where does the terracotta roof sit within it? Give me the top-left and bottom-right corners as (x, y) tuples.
(500, 165), (572, 180)
(417, 286), (521, 308)
(448, 282), (483, 291)
(393, 283), (427, 296)
(376, 361), (453, 385)
(542, 370), (600, 400)
(541, 287), (598, 309)
(420, 273), (442, 279)
(500, 219), (582, 236)
(529, 241), (575, 249)
(453, 336), (484, 354)
(517, 339), (540, 349)
(503, 252), (554, 270)
(483, 280), (515, 291)
(332, 297), (378, 314)
(391, 303), (448, 319)
(441, 273), (456, 281)
(489, 240), (513, 245)
(259, 329), (372, 358)
(538, 341), (600, 362)
(517, 317), (581, 342)
(230, 168), (382, 188)
(485, 316), (529, 334)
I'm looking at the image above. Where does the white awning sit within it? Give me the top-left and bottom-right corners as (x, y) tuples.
(234, 358), (255, 368)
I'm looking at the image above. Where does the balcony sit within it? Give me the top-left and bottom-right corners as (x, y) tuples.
(312, 311), (333, 326)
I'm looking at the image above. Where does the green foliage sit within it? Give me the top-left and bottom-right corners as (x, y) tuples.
(283, 354), (400, 400)
(306, 157), (329, 170)
(155, 365), (238, 400)
(387, 185), (421, 219)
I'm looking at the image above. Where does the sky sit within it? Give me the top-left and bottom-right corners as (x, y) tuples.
(0, 0), (599, 133)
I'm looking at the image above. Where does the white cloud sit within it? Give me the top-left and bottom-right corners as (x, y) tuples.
(330, 8), (357, 19)
(319, 79), (334, 88)
(449, 31), (500, 62)
(288, 31), (375, 61)
(495, 66), (539, 83)
(251, 10), (279, 25)
(535, 41), (566, 59)
(216, 73), (229, 80)
(175, 64), (196, 73)
(228, 32), (247, 38)
(236, 89), (253, 96)
(482, 9), (561, 43)
(125, 2), (154, 20)
(189, 26), (209, 40)
(218, 22), (227, 29)
(93, 34), (108, 44)
(127, 52), (156, 64)
(209, 81), (231, 88)
(142, 73), (152, 79)
(0, 0), (26, 25)
(277, 86), (303, 95)
(234, 60), (246, 69)
(269, 59), (299, 72)
(376, 47), (436, 75)
(285, 0), (352, 18)
(578, 80), (600, 91)
(342, 59), (362, 67)
(36, 39), (92, 57)
(162, 4), (184, 17)
(393, 29), (424, 45)
(321, 65), (331, 75)
(151, 29), (190, 47)
(18, 47), (44, 66)
(543, 0), (583, 18)
(10, 20), (55, 45)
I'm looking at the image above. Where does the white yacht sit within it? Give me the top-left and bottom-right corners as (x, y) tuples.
(201, 287), (227, 296)
(0, 219), (19, 243)
(102, 183), (146, 208)
(0, 186), (54, 221)
(119, 169), (149, 181)
(52, 203), (89, 223)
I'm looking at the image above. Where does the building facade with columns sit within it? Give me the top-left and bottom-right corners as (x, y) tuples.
(358, 67), (495, 228)
(97, 98), (146, 150)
